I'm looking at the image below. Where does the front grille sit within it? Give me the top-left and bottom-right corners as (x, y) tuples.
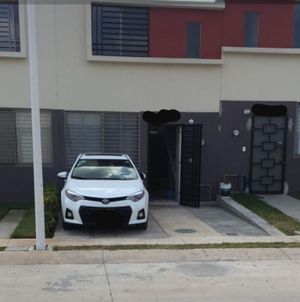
(79, 206), (132, 225)
(83, 195), (127, 203)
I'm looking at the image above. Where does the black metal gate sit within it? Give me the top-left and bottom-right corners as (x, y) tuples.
(250, 116), (287, 194)
(180, 125), (202, 207)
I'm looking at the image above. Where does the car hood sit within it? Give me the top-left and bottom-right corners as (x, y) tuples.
(67, 178), (144, 198)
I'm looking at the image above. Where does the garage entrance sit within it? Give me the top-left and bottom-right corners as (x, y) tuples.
(148, 124), (202, 207)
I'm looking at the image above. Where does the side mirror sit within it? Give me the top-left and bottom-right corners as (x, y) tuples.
(139, 172), (146, 181)
(57, 171), (68, 179)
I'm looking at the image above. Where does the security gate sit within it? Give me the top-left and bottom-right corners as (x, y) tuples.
(250, 116), (287, 194)
(180, 125), (202, 207)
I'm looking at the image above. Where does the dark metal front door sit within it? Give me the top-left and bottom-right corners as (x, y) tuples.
(180, 125), (202, 207)
(250, 116), (287, 194)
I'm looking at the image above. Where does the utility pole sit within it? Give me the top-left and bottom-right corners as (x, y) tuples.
(27, 1), (46, 250)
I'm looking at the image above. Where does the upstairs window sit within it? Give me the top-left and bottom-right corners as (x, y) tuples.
(91, 4), (149, 57)
(244, 11), (259, 47)
(0, 1), (20, 52)
(294, 4), (300, 48)
(186, 22), (201, 58)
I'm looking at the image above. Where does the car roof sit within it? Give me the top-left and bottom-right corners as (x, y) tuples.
(80, 153), (128, 160)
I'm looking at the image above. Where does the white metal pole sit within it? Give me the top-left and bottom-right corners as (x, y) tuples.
(27, 2), (46, 250)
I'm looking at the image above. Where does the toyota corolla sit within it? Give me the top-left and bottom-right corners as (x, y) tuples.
(57, 153), (149, 230)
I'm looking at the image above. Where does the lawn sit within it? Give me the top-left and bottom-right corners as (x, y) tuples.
(11, 208), (35, 239)
(232, 193), (300, 236)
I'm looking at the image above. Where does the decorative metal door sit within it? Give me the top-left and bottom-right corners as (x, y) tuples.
(250, 116), (287, 194)
(180, 125), (202, 207)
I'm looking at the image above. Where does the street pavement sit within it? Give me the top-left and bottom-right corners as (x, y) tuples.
(0, 248), (300, 302)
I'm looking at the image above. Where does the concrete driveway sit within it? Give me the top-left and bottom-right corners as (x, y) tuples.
(54, 204), (266, 240)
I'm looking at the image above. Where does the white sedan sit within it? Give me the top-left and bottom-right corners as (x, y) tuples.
(57, 153), (149, 230)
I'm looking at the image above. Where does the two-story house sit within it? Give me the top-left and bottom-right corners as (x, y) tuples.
(0, 0), (300, 207)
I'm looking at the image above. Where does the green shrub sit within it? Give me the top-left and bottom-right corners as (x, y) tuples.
(44, 184), (60, 238)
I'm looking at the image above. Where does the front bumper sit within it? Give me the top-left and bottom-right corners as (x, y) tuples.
(61, 192), (149, 226)
(79, 206), (132, 225)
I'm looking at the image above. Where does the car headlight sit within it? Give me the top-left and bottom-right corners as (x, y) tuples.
(127, 190), (145, 202)
(65, 190), (84, 202)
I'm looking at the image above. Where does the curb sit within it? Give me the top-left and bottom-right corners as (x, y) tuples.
(216, 195), (285, 237)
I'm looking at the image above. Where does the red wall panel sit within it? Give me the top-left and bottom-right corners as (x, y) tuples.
(223, 1), (294, 48)
(149, 8), (224, 59)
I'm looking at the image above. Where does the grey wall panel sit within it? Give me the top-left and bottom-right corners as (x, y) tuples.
(219, 101), (300, 195)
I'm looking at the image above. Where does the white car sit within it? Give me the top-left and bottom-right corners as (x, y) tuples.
(57, 153), (149, 230)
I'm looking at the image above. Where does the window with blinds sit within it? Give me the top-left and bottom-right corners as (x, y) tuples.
(0, 110), (17, 164)
(65, 112), (140, 167)
(0, 1), (20, 52)
(0, 109), (53, 165)
(295, 104), (300, 155)
(15, 110), (53, 165)
(91, 4), (149, 57)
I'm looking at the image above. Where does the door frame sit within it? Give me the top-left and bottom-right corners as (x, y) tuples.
(146, 122), (202, 205)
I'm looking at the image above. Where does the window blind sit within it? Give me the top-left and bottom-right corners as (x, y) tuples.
(65, 112), (140, 167)
(92, 4), (149, 57)
(0, 109), (17, 164)
(15, 110), (53, 165)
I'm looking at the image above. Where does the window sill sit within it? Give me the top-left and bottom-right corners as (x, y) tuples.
(87, 55), (223, 65)
(0, 51), (26, 59)
(222, 47), (300, 55)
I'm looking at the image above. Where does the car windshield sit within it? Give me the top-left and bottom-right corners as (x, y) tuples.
(71, 159), (138, 180)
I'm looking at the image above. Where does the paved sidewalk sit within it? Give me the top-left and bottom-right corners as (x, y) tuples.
(260, 195), (300, 222)
(0, 210), (25, 239)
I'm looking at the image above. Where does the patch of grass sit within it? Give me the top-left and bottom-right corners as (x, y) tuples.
(231, 193), (300, 236)
(53, 242), (300, 251)
(11, 208), (35, 239)
(9, 185), (60, 239)
(0, 247), (5, 251)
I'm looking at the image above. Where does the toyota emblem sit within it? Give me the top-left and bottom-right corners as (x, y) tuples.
(101, 198), (110, 205)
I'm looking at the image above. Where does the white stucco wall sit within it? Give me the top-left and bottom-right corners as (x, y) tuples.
(0, 4), (300, 113)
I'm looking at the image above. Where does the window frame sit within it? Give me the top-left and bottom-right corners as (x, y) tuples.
(294, 4), (300, 48)
(89, 2), (149, 58)
(186, 21), (202, 59)
(244, 11), (260, 48)
(0, 0), (26, 58)
(64, 110), (140, 169)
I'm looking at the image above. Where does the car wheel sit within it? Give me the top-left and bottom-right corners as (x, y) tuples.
(62, 219), (74, 230)
(135, 220), (148, 230)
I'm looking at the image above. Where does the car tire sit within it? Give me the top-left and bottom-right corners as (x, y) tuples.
(135, 220), (148, 230)
(62, 220), (74, 230)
